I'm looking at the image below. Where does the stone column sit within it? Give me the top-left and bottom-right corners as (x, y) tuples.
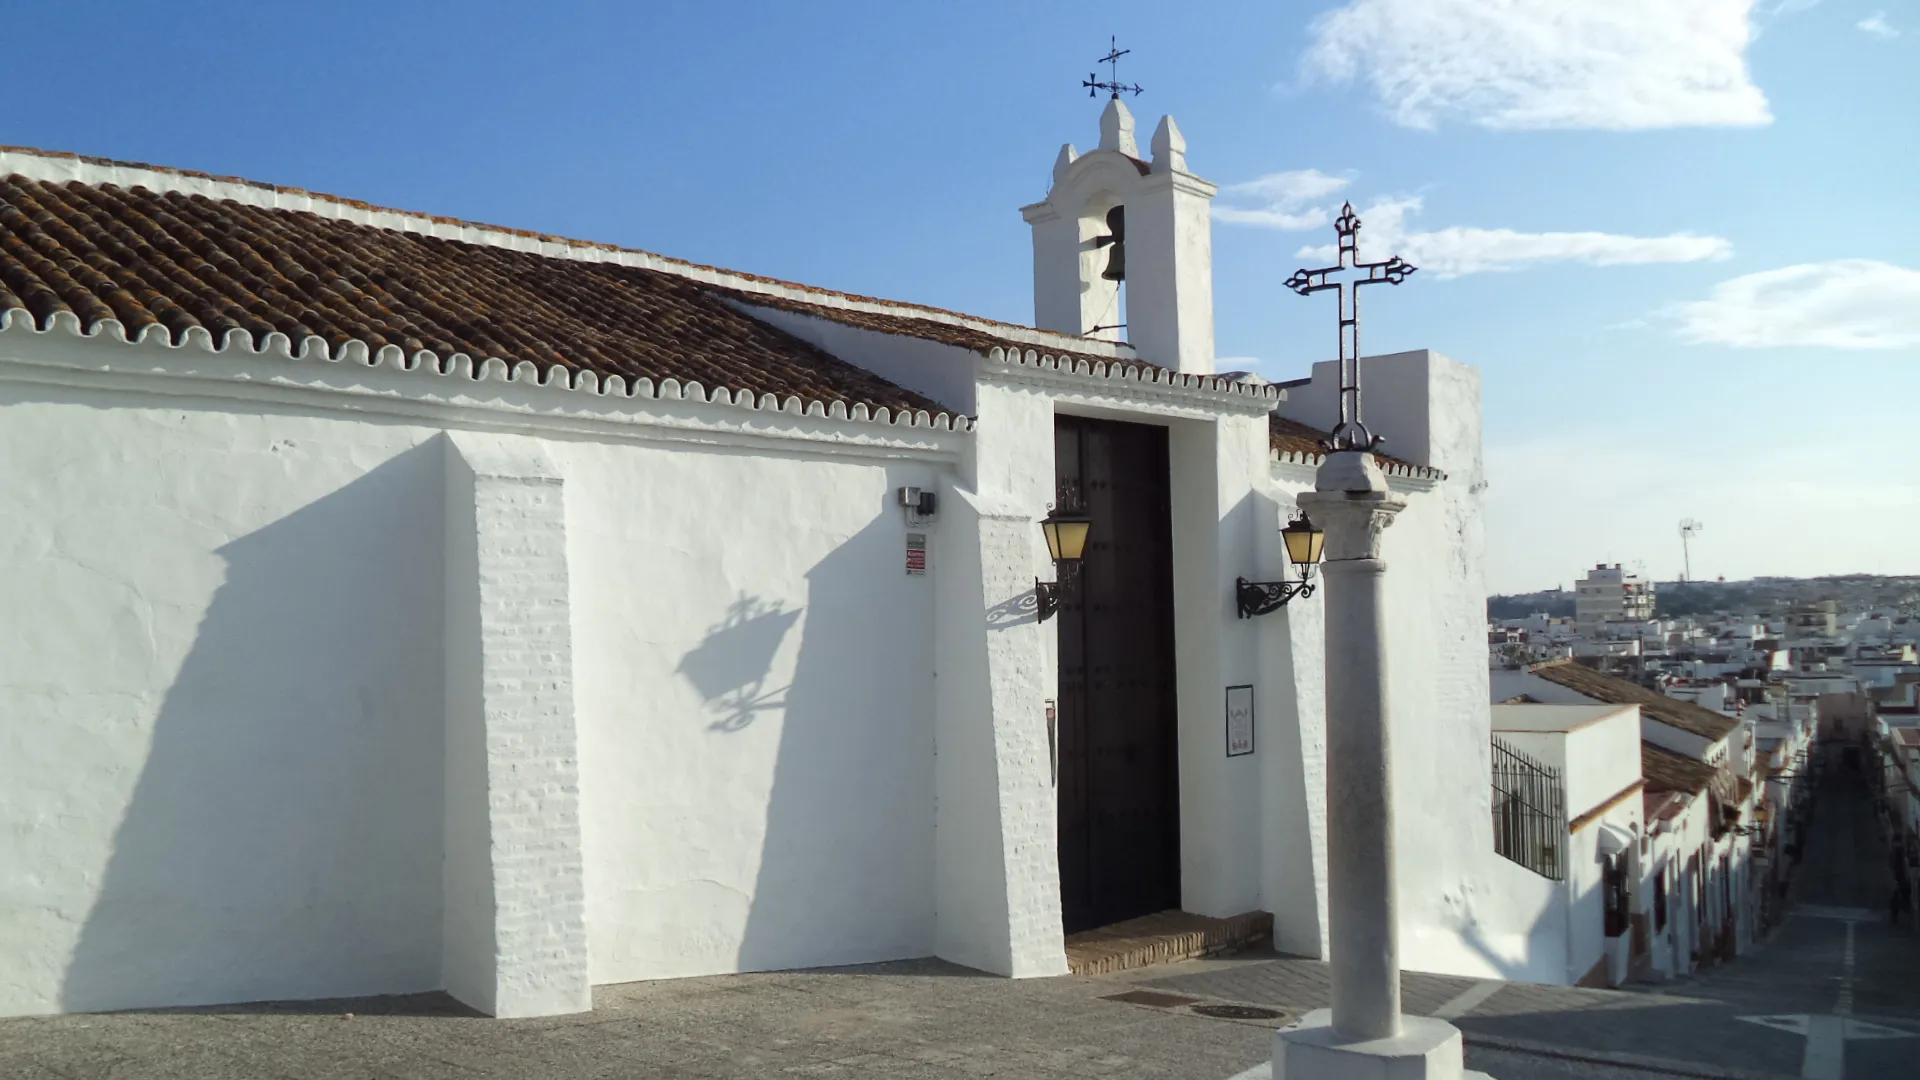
(1276, 451), (1473, 1080)
(1298, 450), (1407, 1040)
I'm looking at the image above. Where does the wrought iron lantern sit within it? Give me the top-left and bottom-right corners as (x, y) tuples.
(1036, 507), (1092, 623)
(1236, 513), (1326, 619)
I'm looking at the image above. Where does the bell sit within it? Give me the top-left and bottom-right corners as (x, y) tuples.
(1095, 205), (1126, 282)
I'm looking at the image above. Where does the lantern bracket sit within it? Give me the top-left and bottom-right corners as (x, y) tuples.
(1036, 578), (1062, 622)
(1236, 577), (1315, 619)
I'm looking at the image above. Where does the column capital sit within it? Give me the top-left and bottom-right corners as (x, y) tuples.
(1298, 449), (1407, 562)
(1298, 490), (1406, 562)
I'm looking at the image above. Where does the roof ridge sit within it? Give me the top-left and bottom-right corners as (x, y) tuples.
(0, 144), (1134, 363)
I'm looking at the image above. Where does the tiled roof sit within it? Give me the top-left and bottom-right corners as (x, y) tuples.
(1268, 414), (1443, 481)
(1643, 789), (1690, 822)
(1643, 743), (1716, 796)
(0, 171), (955, 418)
(0, 146), (1296, 423)
(720, 287), (1117, 370)
(1, 146), (1129, 353)
(1529, 660), (1740, 742)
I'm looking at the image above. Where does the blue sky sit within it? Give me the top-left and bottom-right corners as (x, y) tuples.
(5, 1), (1915, 593)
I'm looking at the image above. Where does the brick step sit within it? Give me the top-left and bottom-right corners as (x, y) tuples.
(1065, 909), (1273, 976)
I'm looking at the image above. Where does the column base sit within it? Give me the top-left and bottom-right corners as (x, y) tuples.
(1272, 1010), (1476, 1080)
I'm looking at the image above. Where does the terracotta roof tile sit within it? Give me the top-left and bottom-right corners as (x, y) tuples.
(1643, 743), (1716, 796)
(0, 145), (1112, 352)
(1530, 660), (1739, 742)
(0, 173), (947, 417)
(1643, 789), (1690, 821)
(1269, 414), (1437, 478)
(718, 288), (1118, 369)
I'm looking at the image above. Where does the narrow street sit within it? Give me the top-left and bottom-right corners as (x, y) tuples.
(1619, 752), (1920, 1078)
(1149, 750), (1920, 1079)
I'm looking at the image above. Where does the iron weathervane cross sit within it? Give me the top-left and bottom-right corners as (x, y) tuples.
(1286, 202), (1416, 452)
(1083, 35), (1143, 99)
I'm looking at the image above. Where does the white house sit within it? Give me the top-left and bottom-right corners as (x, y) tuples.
(1488, 704), (1644, 986)
(0, 102), (1501, 1019)
(1493, 660), (1762, 960)
(1640, 748), (1720, 979)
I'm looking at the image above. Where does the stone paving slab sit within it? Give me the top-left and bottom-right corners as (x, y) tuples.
(1138, 952), (1813, 1077)
(0, 960), (1279, 1080)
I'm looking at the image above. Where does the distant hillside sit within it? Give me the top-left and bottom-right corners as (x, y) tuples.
(1488, 589), (1573, 620)
(1488, 575), (1920, 622)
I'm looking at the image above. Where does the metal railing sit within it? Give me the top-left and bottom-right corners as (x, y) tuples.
(1492, 735), (1567, 880)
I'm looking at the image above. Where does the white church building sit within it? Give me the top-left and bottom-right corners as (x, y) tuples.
(0, 100), (1505, 1019)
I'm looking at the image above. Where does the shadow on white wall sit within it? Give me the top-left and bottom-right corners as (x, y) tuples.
(730, 499), (936, 973)
(676, 595), (800, 733)
(60, 443), (447, 1012)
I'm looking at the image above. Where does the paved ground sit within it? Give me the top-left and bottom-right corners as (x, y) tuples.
(0, 961), (1283, 1080)
(0, 959), (1688, 1080)
(1150, 757), (1920, 1079)
(4, 756), (1913, 1079)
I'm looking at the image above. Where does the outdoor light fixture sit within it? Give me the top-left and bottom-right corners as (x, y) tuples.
(1035, 506), (1092, 623)
(1236, 514), (1326, 619)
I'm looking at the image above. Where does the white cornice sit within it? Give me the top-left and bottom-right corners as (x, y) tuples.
(981, 347), (1282, 416)
(0, 308), (969, 463)
(1271, 454), (1443, 492)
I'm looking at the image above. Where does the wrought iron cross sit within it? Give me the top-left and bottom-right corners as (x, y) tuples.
(1083, 36), (1143, 99)
(1285, 202), (1416, 452)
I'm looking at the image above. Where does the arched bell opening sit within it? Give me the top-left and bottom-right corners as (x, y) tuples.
(1078, 195), (1128, 343)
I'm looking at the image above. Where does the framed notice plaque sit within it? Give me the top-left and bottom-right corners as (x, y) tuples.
(1225, 684), (1255, 757)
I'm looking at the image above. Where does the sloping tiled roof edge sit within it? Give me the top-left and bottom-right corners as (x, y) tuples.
(0, 304), (975, 434)
(981, 346), (1282, 412)
(724, 291), (1283, 408)
(1643, 743), (1717, 796)
(0, 145), (1134, 368)
(1268, 415), (1445, 481)
(1529, 659), (1739, 741)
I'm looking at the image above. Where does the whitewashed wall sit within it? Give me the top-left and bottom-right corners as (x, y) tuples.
(0, 385), (448, 1016)
(1647, 790), (1717, 979)
(0, 325), (1500, 1012)
(565, 441), (943, 983)
(1275, 351), (1495, 980)
(1483, 705), (1641, 986)
(0, 321), (968, 1016)
(1170, 411), (1271, 918)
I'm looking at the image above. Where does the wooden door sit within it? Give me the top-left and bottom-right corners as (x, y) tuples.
(1053, 414), (1180, 934)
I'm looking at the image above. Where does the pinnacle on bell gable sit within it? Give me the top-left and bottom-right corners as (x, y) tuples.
(1150, 115), (1185, 174)
(1098, 96), (1138, 157)
(1053, 143), (1079, 185)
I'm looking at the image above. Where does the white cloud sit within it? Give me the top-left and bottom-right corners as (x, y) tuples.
(1291, 196), (1733, 279)
(1858, 10), (1900, 37)
(1300, 0), (1774, 130)
(1672, 260), (1920, 348)
(1212, 169), (1350, 229)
